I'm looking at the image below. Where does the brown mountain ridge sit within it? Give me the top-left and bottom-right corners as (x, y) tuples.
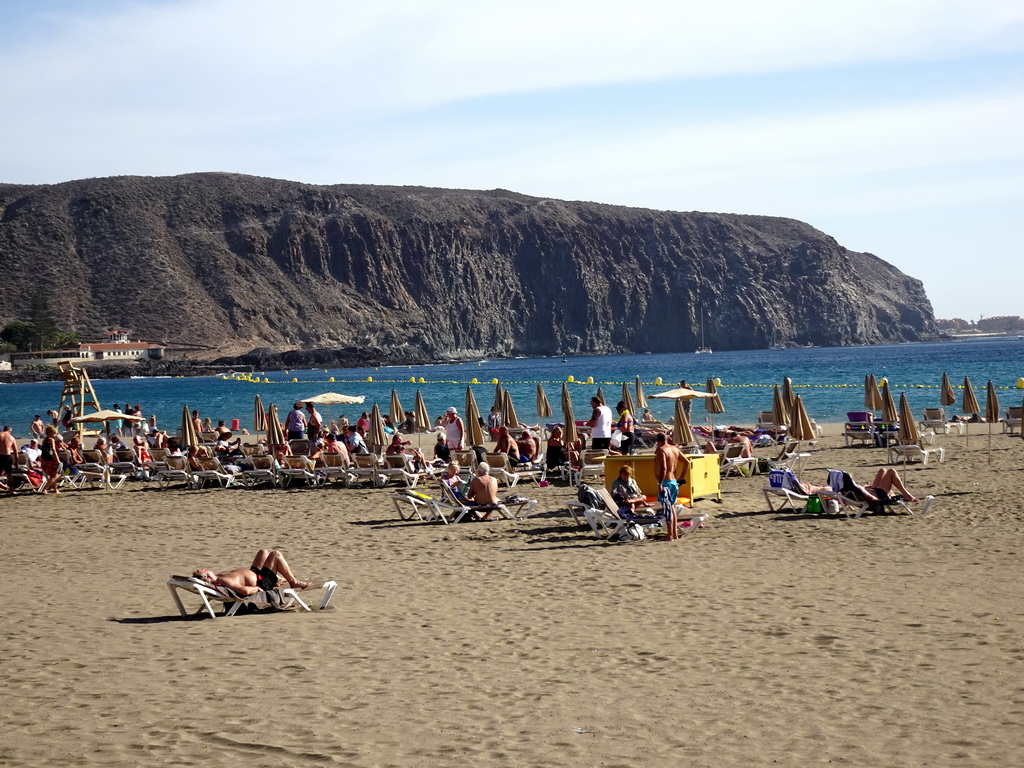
(0, 172), (935, 362)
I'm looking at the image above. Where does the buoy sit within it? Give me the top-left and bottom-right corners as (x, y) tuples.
(367, 376), (373, 382)
(714, 377), (721, 386)
(231, 418), (240, 431)
(655, 377), (662, 385)
(263, 378), (269, 383)
(419, 377), (425, 383)
(409, 376), (415, 383)
(284, 370), (289, 374)
(586, 377), (594, 384)
(1017, 378), (1024, 389)
(567, 375), (575, 383)
(472, 378), (479, 384)
(329, 377), (335, 382)
(492, 378), (499, 384)
(292, 377), (298, 382)
(324, 369), (328, 373)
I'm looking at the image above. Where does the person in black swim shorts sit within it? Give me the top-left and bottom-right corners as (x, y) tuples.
(192, 549), (311, 594)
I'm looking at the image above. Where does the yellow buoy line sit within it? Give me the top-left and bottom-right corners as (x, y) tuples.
(219, 373), (1024, 390)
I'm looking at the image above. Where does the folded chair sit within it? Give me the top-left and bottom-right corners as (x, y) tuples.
(167, 575), (338, 619)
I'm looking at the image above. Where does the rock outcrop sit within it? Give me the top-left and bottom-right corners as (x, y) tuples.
(0, 173), (935, 360)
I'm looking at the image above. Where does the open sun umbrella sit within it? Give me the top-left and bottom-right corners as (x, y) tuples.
(673, 397), (694, 448)
(71, 408), (144, 427)
(265, 404), (285, 451)
(368, 403), (388, 454)
(464, 387), (486, 448)
(940, 372), (956, 408)
(865, 374), (884, 412)
(502, 389), (520, 431)
(649, 386), (715, 401)
(536, 383), (552, 420)
(962, 376), (980, 446)
(620, 381), (635, 419)
(985, 380), (999, 462)
(561, 382), (578, 446)
(389, 389), (405, 428)
(303, 391), (365, 426)
(253, 394), (267, 433)
(634, 376), (648, 410)
(179, 405), (199, 449)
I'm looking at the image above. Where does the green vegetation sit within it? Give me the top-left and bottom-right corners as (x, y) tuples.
(0, 292), (80, 352)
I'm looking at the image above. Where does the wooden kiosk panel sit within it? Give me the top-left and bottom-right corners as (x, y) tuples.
(602, 453), (720, 507)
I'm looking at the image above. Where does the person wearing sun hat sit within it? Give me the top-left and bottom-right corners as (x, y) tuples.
(444, 406), (464, 451)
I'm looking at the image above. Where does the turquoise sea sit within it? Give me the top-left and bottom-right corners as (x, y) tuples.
(2, 338), (1022, 437)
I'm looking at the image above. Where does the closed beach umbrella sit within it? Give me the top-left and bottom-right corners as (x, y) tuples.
(536, 383), (552, 420)
(253, 394), (267, 433)
(493, 381), (505, 413)
(880, 380), (899, 425)
(940, 372), (956, 408)
(897, 392), (920, 446)
(464, 387), (486, 448)
(561, 382), (578, 446)
(389, 389), (405, 427)
(413, 390), (431, 432)
(962, 376), (980, 446)
(180, 404), (199, 449)
(368, 403), (388, 453)
(985, 380), (999, 462)
(782, 377), (796, 413)
(865, 374), (884, 412)
(673, 397), (694, 448)
(620, 381), (635, 419)
(265, 404), (285, 450)
(896, 392), (920, 470)
(771, 385), (790, 430)
(502, 389), (520, 431)
(634, 376), (648, 409)
(595, 386), (605, 405)
(790, 394), (815, 443)
(704, 377), (725, 418)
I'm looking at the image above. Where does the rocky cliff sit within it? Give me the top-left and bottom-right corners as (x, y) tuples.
(0, 173), (935, 360)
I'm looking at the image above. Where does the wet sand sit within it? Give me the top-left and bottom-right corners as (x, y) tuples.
(2, 424), (1022, 767)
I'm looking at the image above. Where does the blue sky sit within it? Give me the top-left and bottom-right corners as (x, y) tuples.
(2, 0), (1022, 321)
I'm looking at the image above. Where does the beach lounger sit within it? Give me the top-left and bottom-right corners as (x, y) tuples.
(582, 487), (706, 542)
(349, 453), (387, 487)
(242, 455), (279, 488)
(278, 455), (323, 488)
(887, 442), (945, 466)
(193, 456), (240, 488)
(1001, 406), (1022, 435)
(919, 407), (963, 436)
(762, 468), (810, 512)
(825, 469), (934, 518)
(719, 442), (757, 478)
(167, 575), (338, 619)
(382, 454), (426, 488)
(573, 449), (607, 487)
(484, 452), (520, 488)
(390, 488), (451, 523)
(320, 452), (356, 486)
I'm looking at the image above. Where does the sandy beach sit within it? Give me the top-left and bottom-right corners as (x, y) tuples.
(2, 424), (1022, 767)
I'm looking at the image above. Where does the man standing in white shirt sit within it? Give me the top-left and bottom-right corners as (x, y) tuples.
(588, 396), (613, 450)
(444, 407), (464, 451)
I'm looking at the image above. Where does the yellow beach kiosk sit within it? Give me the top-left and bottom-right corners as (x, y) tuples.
(602, 452), (720, 507)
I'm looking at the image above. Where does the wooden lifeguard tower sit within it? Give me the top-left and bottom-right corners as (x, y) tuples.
(57, 361), (102, 433)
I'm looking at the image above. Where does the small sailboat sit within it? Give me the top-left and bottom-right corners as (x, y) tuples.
(695, 311), (712, 354)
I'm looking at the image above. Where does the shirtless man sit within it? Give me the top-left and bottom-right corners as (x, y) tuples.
(192, 549), (311, 595)
(654, 433), (687, 540)
(0, 426), (17, 487)
(466, 463), (500, 506)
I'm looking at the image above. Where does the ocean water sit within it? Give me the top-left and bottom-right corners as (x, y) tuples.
(2, 338), (1022, 437)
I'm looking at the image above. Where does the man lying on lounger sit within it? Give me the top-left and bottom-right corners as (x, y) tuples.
(192, 549), (311, 595)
